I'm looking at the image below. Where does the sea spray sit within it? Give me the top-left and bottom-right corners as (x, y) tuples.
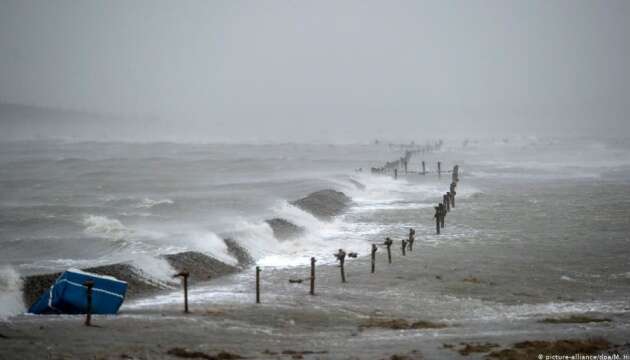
(182, 231), (237, 266)
(346, 175), (412, 204)
(83, 215), (133, 240)
(249, 201), (373, 267)
(221, 219), (278, 261)
(130, 255), (178, 287)
(270, 200), (325, 233)
(265, 218), (305, 240)
(349, 173), (481, 204)
(0, 266), (24, 319)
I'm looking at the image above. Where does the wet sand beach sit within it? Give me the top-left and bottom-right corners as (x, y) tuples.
(4, 182), (630, 359)
(2, 256), (629, 360)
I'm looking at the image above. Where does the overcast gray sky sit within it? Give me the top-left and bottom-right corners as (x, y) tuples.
(1, 0), (629, 142)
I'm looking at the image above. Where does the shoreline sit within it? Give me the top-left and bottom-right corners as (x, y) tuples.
(3, 254), (630, 359)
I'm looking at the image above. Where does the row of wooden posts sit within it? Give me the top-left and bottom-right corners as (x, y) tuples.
(371, 141), (444, 176)
(388, 161), (449, 180)
(80, 162), (460, 323)
(80, 229), (423, 319)
(167, 163), (461, 312)
(434, 165), (460, 235)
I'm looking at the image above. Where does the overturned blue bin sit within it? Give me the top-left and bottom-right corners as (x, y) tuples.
(29, 268), (128, 315)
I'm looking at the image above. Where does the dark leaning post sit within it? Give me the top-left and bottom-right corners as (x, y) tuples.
(174, 272), (190, 313)
(434, 205), (441, 235)
(447, 192), (451, 211)
(444, 193), (450, 212)
(384, 237), (393, 264)
(334, 249), (347, 283)
(452, 165), (460, 183)
(256, 266), (261, 303)
(310, 257), (316, 295)
(83, 280), (94, 326)
(371, 244), (377, 273)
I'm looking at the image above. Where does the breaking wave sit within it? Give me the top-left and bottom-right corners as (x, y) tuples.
(82, 215), (133, 240)
(0, 266), (24, 320)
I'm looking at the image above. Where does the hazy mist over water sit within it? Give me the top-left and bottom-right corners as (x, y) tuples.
(1, 0), (629, 142)
(3, 4), (630, 356)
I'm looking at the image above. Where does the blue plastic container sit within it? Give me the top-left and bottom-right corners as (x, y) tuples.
(28, 269), (127, 315)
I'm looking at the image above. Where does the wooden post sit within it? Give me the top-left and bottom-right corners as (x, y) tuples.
(183, 273), (189, 313)
(335, 249), (346, 283)
(384, 238), (393, 264)
(401, 240), (407, 256)
(174, 272), (190, 313)
(340, 258), (346, 283)
(84, 280), (94, 326)
(435, 206), (441, 235)
(422, 161), (426, 175)
(447, 192), (451, 211)
(310, 257), (316, 295)
(437, 161), (441, 177)
(256, 266), (261, 304)
(443, 194), (450, 213)
(371, 244), (377, 273)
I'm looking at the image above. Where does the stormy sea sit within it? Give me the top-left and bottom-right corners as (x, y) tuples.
(1, 137), (630, 359)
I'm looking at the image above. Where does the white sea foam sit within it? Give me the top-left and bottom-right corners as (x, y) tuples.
(130, 255), (179, 286)
(346, 174), (480, 204)
(438, 295), (629, 322)
(256, 205), (376, 267)
(352, 202), (434, 212)
(0, 266), (25, 320)
(249, 174), (471, 266)
(270, 200), (324, 233)
(206, 200), (378, 268)
(468, 170), (601, 181)
(345, 175), (409, 204)
(610, 272), (630, 279)
(125, 275), (252, 309)
(135, 198), (174, 209)
(485, 300), (629, 321)
(83, 215), (133, 240)
(182, 231), (238, 266)
(76, 169), (479, 276)
(221, 219), (279, 261)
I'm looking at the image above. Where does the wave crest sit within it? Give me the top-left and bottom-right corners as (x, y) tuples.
(82, 215), (132, 240)
(0, 266), (25, 319)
